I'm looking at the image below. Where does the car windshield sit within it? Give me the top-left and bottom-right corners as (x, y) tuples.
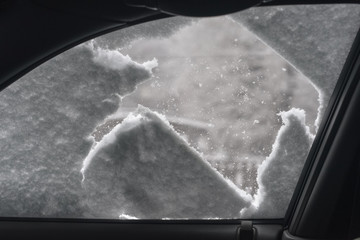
(0, 4), (359, 219)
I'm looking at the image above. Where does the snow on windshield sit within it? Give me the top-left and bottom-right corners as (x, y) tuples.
(0, 5), (359, 219)
(231, 4), (360, 128)
(0, 44), (157, 217)
(82, 105), (251, 219)
(241, 108), (314, 217)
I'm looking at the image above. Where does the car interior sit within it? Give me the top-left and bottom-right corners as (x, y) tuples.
(1, 0), (360, 239)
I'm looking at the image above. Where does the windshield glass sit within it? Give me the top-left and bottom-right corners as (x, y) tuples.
(0, 4), (359, 219)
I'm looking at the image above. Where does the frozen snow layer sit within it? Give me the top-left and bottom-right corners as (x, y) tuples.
(119, 213), (138, 220)
(82, 105), (251, 219)
(87, 42), (158, 97)
(89, 42), (158, 75)
(1, 7), (352, 219)
(242, 108), (314, 218)
(0, 45), (156, 217)
(231, 5), (360, 126)
(115, 16), (319, 194)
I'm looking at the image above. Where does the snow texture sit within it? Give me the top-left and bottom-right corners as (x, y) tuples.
(89, 42), (158, 74)
(230, 5), (360, 217)
(111, 17), (319, 197)
(231, 5), (360, 128)
(119, 213), (138, 220)
(0, 44), (156, 217)
(0, 5), (359, 219)
(241, 108), (314, 218)
(82, 105), (250, 219)
(87, 42), (158, 97)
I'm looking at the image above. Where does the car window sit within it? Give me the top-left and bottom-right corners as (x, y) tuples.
(0, 4), (359, 219)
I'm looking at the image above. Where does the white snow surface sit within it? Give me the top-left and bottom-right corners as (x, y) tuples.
(0, 44), (156, 217)
(241, 108), (314, 218)
(119, 213), (139, 220)
(89, 42), (158, 73)
(1, 5), (359, 219)
(82, 105), (251, 219)
(231, 5), (360, 128)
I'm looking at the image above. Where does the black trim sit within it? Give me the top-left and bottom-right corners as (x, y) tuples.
(31, 0), (162, 23)
(0, 219), (283, 239)
(285, 26), (360, 231)
(0, 221), (240, 239)
(347, 151), (360, 239)
(0, 217), (283, 225)
(282, 230), (313, 240)
(125, 0), (262, 17)
(288, 25), (360, 237)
